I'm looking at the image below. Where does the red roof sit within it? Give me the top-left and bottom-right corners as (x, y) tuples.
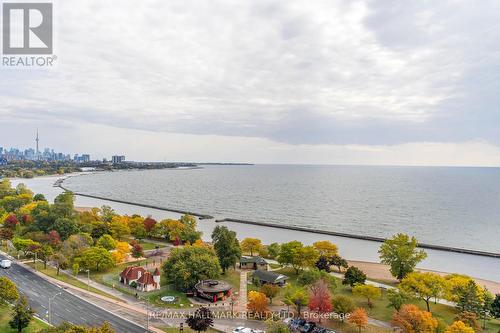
(137, 272), (157, 287)
(153, 268), (160, 276)
(120, 266), (146, 280)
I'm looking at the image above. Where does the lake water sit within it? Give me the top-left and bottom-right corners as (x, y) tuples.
(63, 165), (500, 254)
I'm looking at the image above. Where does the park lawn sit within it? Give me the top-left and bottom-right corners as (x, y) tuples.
(26, 263), (121, 302)
(0, 305), (49, 333)
(219, 268), (241, 290)
(90, 260), (192, 308)
(138, 240), (159, 251)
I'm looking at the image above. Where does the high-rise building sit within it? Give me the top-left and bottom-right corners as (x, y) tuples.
(111, 155), (126, 164)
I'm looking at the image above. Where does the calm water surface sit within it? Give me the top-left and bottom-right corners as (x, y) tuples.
(63, 165), (500, 253)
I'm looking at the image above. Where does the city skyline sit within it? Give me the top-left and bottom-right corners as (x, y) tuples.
(1, 1), (500, 166)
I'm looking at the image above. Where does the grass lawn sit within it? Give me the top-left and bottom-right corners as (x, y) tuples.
(0, 305), (49, 333)
(219, 269), (241, 291)
(90, 260), (192, 308)
(326, 321), (391, 333)
(272, 267), (500, 333)
(26, 262), (121, 301)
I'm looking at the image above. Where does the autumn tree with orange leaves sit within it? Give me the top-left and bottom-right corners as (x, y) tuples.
(348, 308), (368, 333)
(392, 304), (438, 333)
(247, 291), (268, 317)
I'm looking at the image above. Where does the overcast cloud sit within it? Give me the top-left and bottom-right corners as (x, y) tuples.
(1, 0), (500, 165)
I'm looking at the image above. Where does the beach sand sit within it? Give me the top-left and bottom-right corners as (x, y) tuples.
(349, 260), (500, 294)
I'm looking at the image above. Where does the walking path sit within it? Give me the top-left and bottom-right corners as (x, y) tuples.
(235, 271), (249, 313)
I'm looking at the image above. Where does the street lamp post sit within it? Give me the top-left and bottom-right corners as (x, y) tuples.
(139, 296), (150, 333)
(48, 291), (62, 325)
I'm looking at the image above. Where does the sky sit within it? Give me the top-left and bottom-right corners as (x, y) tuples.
(1, 0), (500, 166)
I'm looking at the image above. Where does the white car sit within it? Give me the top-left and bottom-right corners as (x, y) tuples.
(233, 327), (246, 333)
(0, 259), (12, 269)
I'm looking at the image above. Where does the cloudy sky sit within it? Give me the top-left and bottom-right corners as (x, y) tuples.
(2, 0), (500, 165)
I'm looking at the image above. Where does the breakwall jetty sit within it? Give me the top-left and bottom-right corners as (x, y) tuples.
(56, 182), (213, 220)
(215, 218), (500, 259)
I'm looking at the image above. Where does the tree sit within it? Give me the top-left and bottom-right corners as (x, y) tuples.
(267, 243), (281, 259)
(39, 244), (54, 269)
(39, 322), (116, 333)
(162, 246), (221, 291)
(131, 223), (147, 240)
(349, 308), (368, 333)
(353, 284), (382, 309)
(379, 233), (427, 281)
(454, 312), (480, 332)
(445, 321), (475, 333)
(109, 216), (130, 240)
(51, 253), (69, 275)
(9, 295), (34, 333)
(97, 234), (117, 250)
(179, 214), (202, 244)
(143, 217), (157, 237)
(315, 256), (330, 272)
(491, 294), (500, 318)
(47, 230), (62, 248)
(308, 280), (332, 323)
(330, 254), (349, 273)
(240, 238), (262, 256)
(131, 244), (144, 258)
(479, 289), (494, 329)
(387, 288), (412, 311)
(278, 241), (319, 274)
(266, 320), (289, 333)
(247, 291), (268, 316)
(283, 286), (308, 315)
(33, 193), (46, 201)
(298, 269), (323, 286)
(260, 284), (280, 304)
(392, 304), (438, 333)
(3, 214), (19, 229)
(454, 280), (483, 314)
(211, 226), (241, 274)
(400, 272), (447, 312)
(312, 241), (338, 260)
(112, 241), (130, 263)
(185, 307), (214, 333)
(343, 266), (366, 287)
(0, 277), (19, 304)
(332, 295), (355, 322)
(77, 246), (115, 272)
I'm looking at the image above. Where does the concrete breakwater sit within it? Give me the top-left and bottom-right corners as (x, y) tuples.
(215, 218), (500, 259)
(57, 183), (214, 220)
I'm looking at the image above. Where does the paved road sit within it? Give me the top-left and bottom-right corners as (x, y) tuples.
(0, 255), (148, 333)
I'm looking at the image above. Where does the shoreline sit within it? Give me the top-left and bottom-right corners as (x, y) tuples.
(349, 260), (500, 294)
(216, 218), (500, 259)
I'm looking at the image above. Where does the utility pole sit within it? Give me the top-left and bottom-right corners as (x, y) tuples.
(48, 291), (62, 325)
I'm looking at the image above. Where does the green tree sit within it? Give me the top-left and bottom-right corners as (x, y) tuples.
(39, 244), (54, 269)
(387, 288), (412, 311)
(77, 246), (115, 272)
(9, 295), (34, 333)
(343, 266), (366, 287)
(109, 217), (130, 240)
(491, 294), (500, 318)
(53, 217), (79, 240)
(283, 286), (309, 315)
(331, 295), (355, 322)
(51, 253), (69, 276)
(266, 320), (290, 333)
(267, 243), (281, 259)
(400, 272), (447, 312)
(0, 276), (19, 304)
(211, 226), (241, 274)
(315, 256), (331, 272)
(330, 254), (348, 272)
(353, 284), (382, 308)
(97, 234), (117, 250)
(379, 233), (427, 281)
(278, 241), (318, 274)
(162, 246), (221, 291)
